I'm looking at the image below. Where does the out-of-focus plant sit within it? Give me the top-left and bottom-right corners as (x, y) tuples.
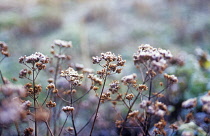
(0, 41), (209, 136)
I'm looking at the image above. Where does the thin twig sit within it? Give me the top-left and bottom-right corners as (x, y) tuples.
(89, 67), (108, 136)
(58, 114), (69, 136)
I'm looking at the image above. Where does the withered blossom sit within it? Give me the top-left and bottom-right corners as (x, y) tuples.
(182, 98), (197, 109)
(60, 67), (83, 86)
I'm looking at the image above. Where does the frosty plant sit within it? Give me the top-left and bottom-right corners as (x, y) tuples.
(2, 41), (209, 136)
(19, 52), (49, 136)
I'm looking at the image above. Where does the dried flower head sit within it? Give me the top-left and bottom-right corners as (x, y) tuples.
(24, 127), (33, 136)
(121, 73), (137, 85)
(128, 110), (139, 118)
(62, 106), (75, 114)
(19, 52), (49, 65)
(133, 44), (173, 74)
(109, 80), (120, 94)
(182, 98), (197, 109)
(125, 93), (134, 100)
(0, 41), (10, 57)
(60, 67), (83, 86)
(46, 100), (56, 108)
(164, 74), (178, 83)
(54, 39), (72, 48)
(88, 74), (102, 85)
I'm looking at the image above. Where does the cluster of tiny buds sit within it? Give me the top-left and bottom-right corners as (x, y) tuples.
(24, 83), (42, 95)
(115, 120), (124, 128)
(0, 41), (10, 57)
(60, 67), (83, 86)
(153, 119), (167, 136)
(164, 73), (178, 83)
(133, 44), (173, 74)
(24, 127), (33, 136)
(109, 80), (120, 94)
(182, 98), (197, 109)
(128, 110), (139, 118)
(125, 93), (134, 100)
(46, 83), (55, 90)
(19, 52), (49, 65)
(21, 100), (32, 109)
(121, 73), (137, 85)
(19, 69), (31, 78)
(88, 74), (102, 85)
(201, 91), (210, 114)
(92, 52), (125, 77)
(140, 100), (168, 117)
(101, 92), (111, 103)
(62, 106), (75, 113)
(46, 100), (56, 108)
(137, 84), (148, 91)
(53, 39), (72, 48)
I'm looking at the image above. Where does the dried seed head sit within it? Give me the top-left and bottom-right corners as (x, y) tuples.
(62, 106), (75, 113)
(46, 100), (56, 108)
(60, 67), (83, 86)
(121, 74), (137, 85)
(24, 127), (33, 136)
(164, 74), (178, 83)
(54, 39), (72, 48)
(182, 98), (197, 109)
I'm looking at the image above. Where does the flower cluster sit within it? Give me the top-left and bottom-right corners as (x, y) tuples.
(62, 106), (75, 114)
(133, 44), (172, 74)
(182, 98), (197, 109)
(121, 73), (137, 85)
(101, 92), (111, 103)
(50, 40), (72, 60)
(24, 83), (42, 95)
(164, 73), (178, 83)
(140, 100), (168, 117)
(153, 119), (167, 136)
(0, 41), (10, 57)
(128, 110), (139, 118)
(46, 100), (56, 108)
(88, 74), (102, 85)
(201, 92), (210, 114)
(19, 52), (49, 65)
(109, 80), (120, 94)
(60, 67), (83, 86)
(92, 52), (125, 78)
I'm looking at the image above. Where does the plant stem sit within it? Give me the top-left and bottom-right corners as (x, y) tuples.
(45, 121), (54, 136)
(89, 70), (108, 136)
(14, 121), (20, 136)
(70, 84), (77, 136)
(58, 114), (69, 136)
(32, 64), (37, 136)
(144, 77), (153, 136)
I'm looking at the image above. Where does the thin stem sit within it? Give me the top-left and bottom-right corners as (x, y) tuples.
(58, 114), (69, 136)
(77, 111), (96, 134)
(53, 47), (61, 135)
(42, 89), (51, 106)
(45, 121), (54, 136)
(32, 64), (37, 136)
(144, 77), (153, 136)
(120, 92), (141, 136)
(69, 84), (77, 136)
(0, 56), (6, 63)
(14, 121), (20, 136)
(89, 68), (108, 136)
(0, 70), (5, 84)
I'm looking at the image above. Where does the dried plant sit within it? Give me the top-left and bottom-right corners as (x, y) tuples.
(0, 41), (209, 136)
